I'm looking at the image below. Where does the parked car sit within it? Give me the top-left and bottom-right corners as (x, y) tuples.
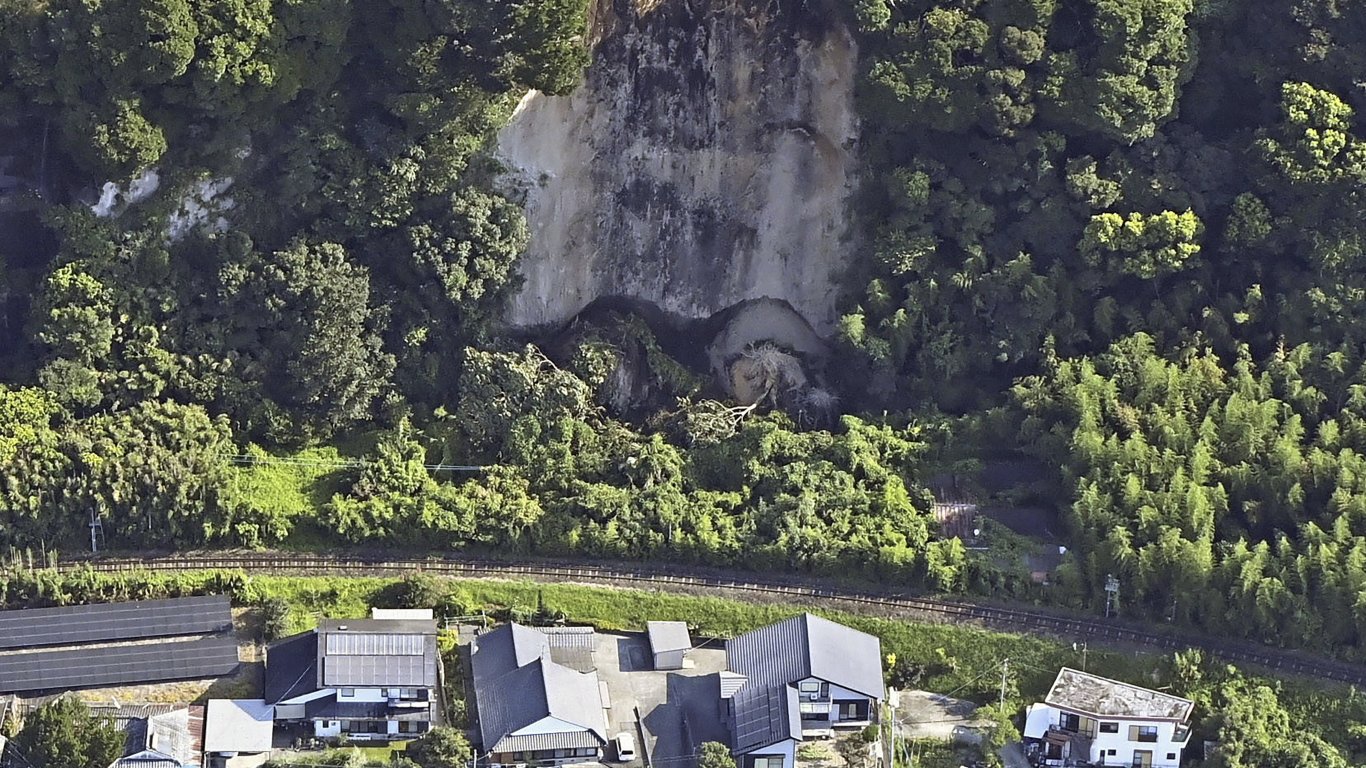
(614, 732), (637, 762)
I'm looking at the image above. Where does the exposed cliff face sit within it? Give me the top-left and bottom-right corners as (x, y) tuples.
(497, 0), (858, 334)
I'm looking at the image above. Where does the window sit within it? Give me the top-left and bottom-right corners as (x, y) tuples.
(1128, 725), (1159, 743)
(1100, 722), (1119, 734)
(1059, 713), (1081, 732)
(575, 748), (597, 757)
(341, 688), (355, 698)
(799, 681), (821, 693)
(752, 758), (781, 768)
(1166, 754), (1176, 761)
(799, 702), (824, 716)
(1131, 750), (1152, 768)
(1108, 750), (1117, 757)
(340, 721), (351, 731)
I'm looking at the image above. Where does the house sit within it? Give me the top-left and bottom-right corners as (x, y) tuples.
(647, 622), (691, 670)
(470, 623), (608, 767)
(100, 704), (203, 768)
(264, 617), (438, 741)
(202, 700), (274, 768)
(1023, 668), (1193, 768)
(721, 614), (884, 768)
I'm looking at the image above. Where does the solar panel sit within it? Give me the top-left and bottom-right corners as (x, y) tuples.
(0, 595), (232, 650)
(324, 633), (425, 656)
(0, 636), (240, 693)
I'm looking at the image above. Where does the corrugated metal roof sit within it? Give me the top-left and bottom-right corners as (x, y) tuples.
(647, 622), (691, 654)
(726, 614), (883, 699)
(725, 614), (883, 755)
(542, 627), (596, 673)
(111, 748), (181, 768)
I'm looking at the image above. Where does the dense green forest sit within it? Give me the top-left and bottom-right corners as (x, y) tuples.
(3, 0), (1366, 674)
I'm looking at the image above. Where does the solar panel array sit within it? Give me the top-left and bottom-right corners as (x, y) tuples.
(0, 636), (241, 693)
(0, 595), (232, 650)
(324, 632), (425, 656)
(322, 654), (433, 687)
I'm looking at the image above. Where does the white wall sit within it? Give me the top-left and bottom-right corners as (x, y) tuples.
(1089, 720), (1185, 767)
(336, 688), (387, 703)
(654, 649), (684, 670)
(315, 721), (341, 738)
(511, 716), (593, 736)
(742, 739), (796, 768)
(1029, 705), (1186, 767)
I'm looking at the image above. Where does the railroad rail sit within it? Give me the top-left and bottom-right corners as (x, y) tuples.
(58, 552), (1366, 687)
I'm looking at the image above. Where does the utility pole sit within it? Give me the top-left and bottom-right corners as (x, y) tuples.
(1073, 642), (1088, 672)
(1104, 574), (1120, 619)
(88, 510), (103, 553)
(999, 658), (1010, 713)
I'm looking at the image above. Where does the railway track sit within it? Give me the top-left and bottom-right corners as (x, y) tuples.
(60, 552), (1366, 686)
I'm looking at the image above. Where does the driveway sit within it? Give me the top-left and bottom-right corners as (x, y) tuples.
(594, 632), (728, 768)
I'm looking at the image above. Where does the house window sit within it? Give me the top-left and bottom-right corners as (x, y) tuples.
(1059, 713), (1081, 732)
(1131, 750), (1152, 768)
(1099, 722), (1119, 734)
(1108, 750), (1117, 756)
(799, 702), (824, 716)
(752, 757), (781, 768)
(340, 721), (351, 731)
(1128, 725), (1159, 743)
(799, 681), (821, 693)
(1166, 754), (1176, 761)
(341, 688), (355, 697)
(575, 748), (597, 757)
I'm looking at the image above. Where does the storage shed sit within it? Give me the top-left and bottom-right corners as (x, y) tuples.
(646, 621), (691, 670)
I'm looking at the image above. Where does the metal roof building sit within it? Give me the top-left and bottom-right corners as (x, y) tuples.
(723, 613), (885, 758)
(470, 623), (608, 757)
(646, 621), (691, 670)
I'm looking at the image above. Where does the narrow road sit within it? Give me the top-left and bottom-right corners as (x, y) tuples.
(52, 550), (1366, 687)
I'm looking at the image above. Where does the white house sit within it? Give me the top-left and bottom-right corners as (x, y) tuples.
(721, 614), (884, 768)
(264, 617), (438, 741)
(1024, 668), (1193, 768)
(470, 623), (608, 767)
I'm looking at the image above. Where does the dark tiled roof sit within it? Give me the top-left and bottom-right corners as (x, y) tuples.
(265, 631), (319, 703)
(471, 625), (607, 754)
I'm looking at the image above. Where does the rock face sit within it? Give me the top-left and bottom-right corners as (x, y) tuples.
(497, 0), (858, 333)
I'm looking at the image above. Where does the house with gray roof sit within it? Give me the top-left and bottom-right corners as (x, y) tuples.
(470, 623), (608, 767)
(721, 614), (884, 768)
(103, 704), (203, 768)
(265, 617), (438, 742)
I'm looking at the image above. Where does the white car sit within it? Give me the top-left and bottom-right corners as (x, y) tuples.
(614, 731), (637, 762)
